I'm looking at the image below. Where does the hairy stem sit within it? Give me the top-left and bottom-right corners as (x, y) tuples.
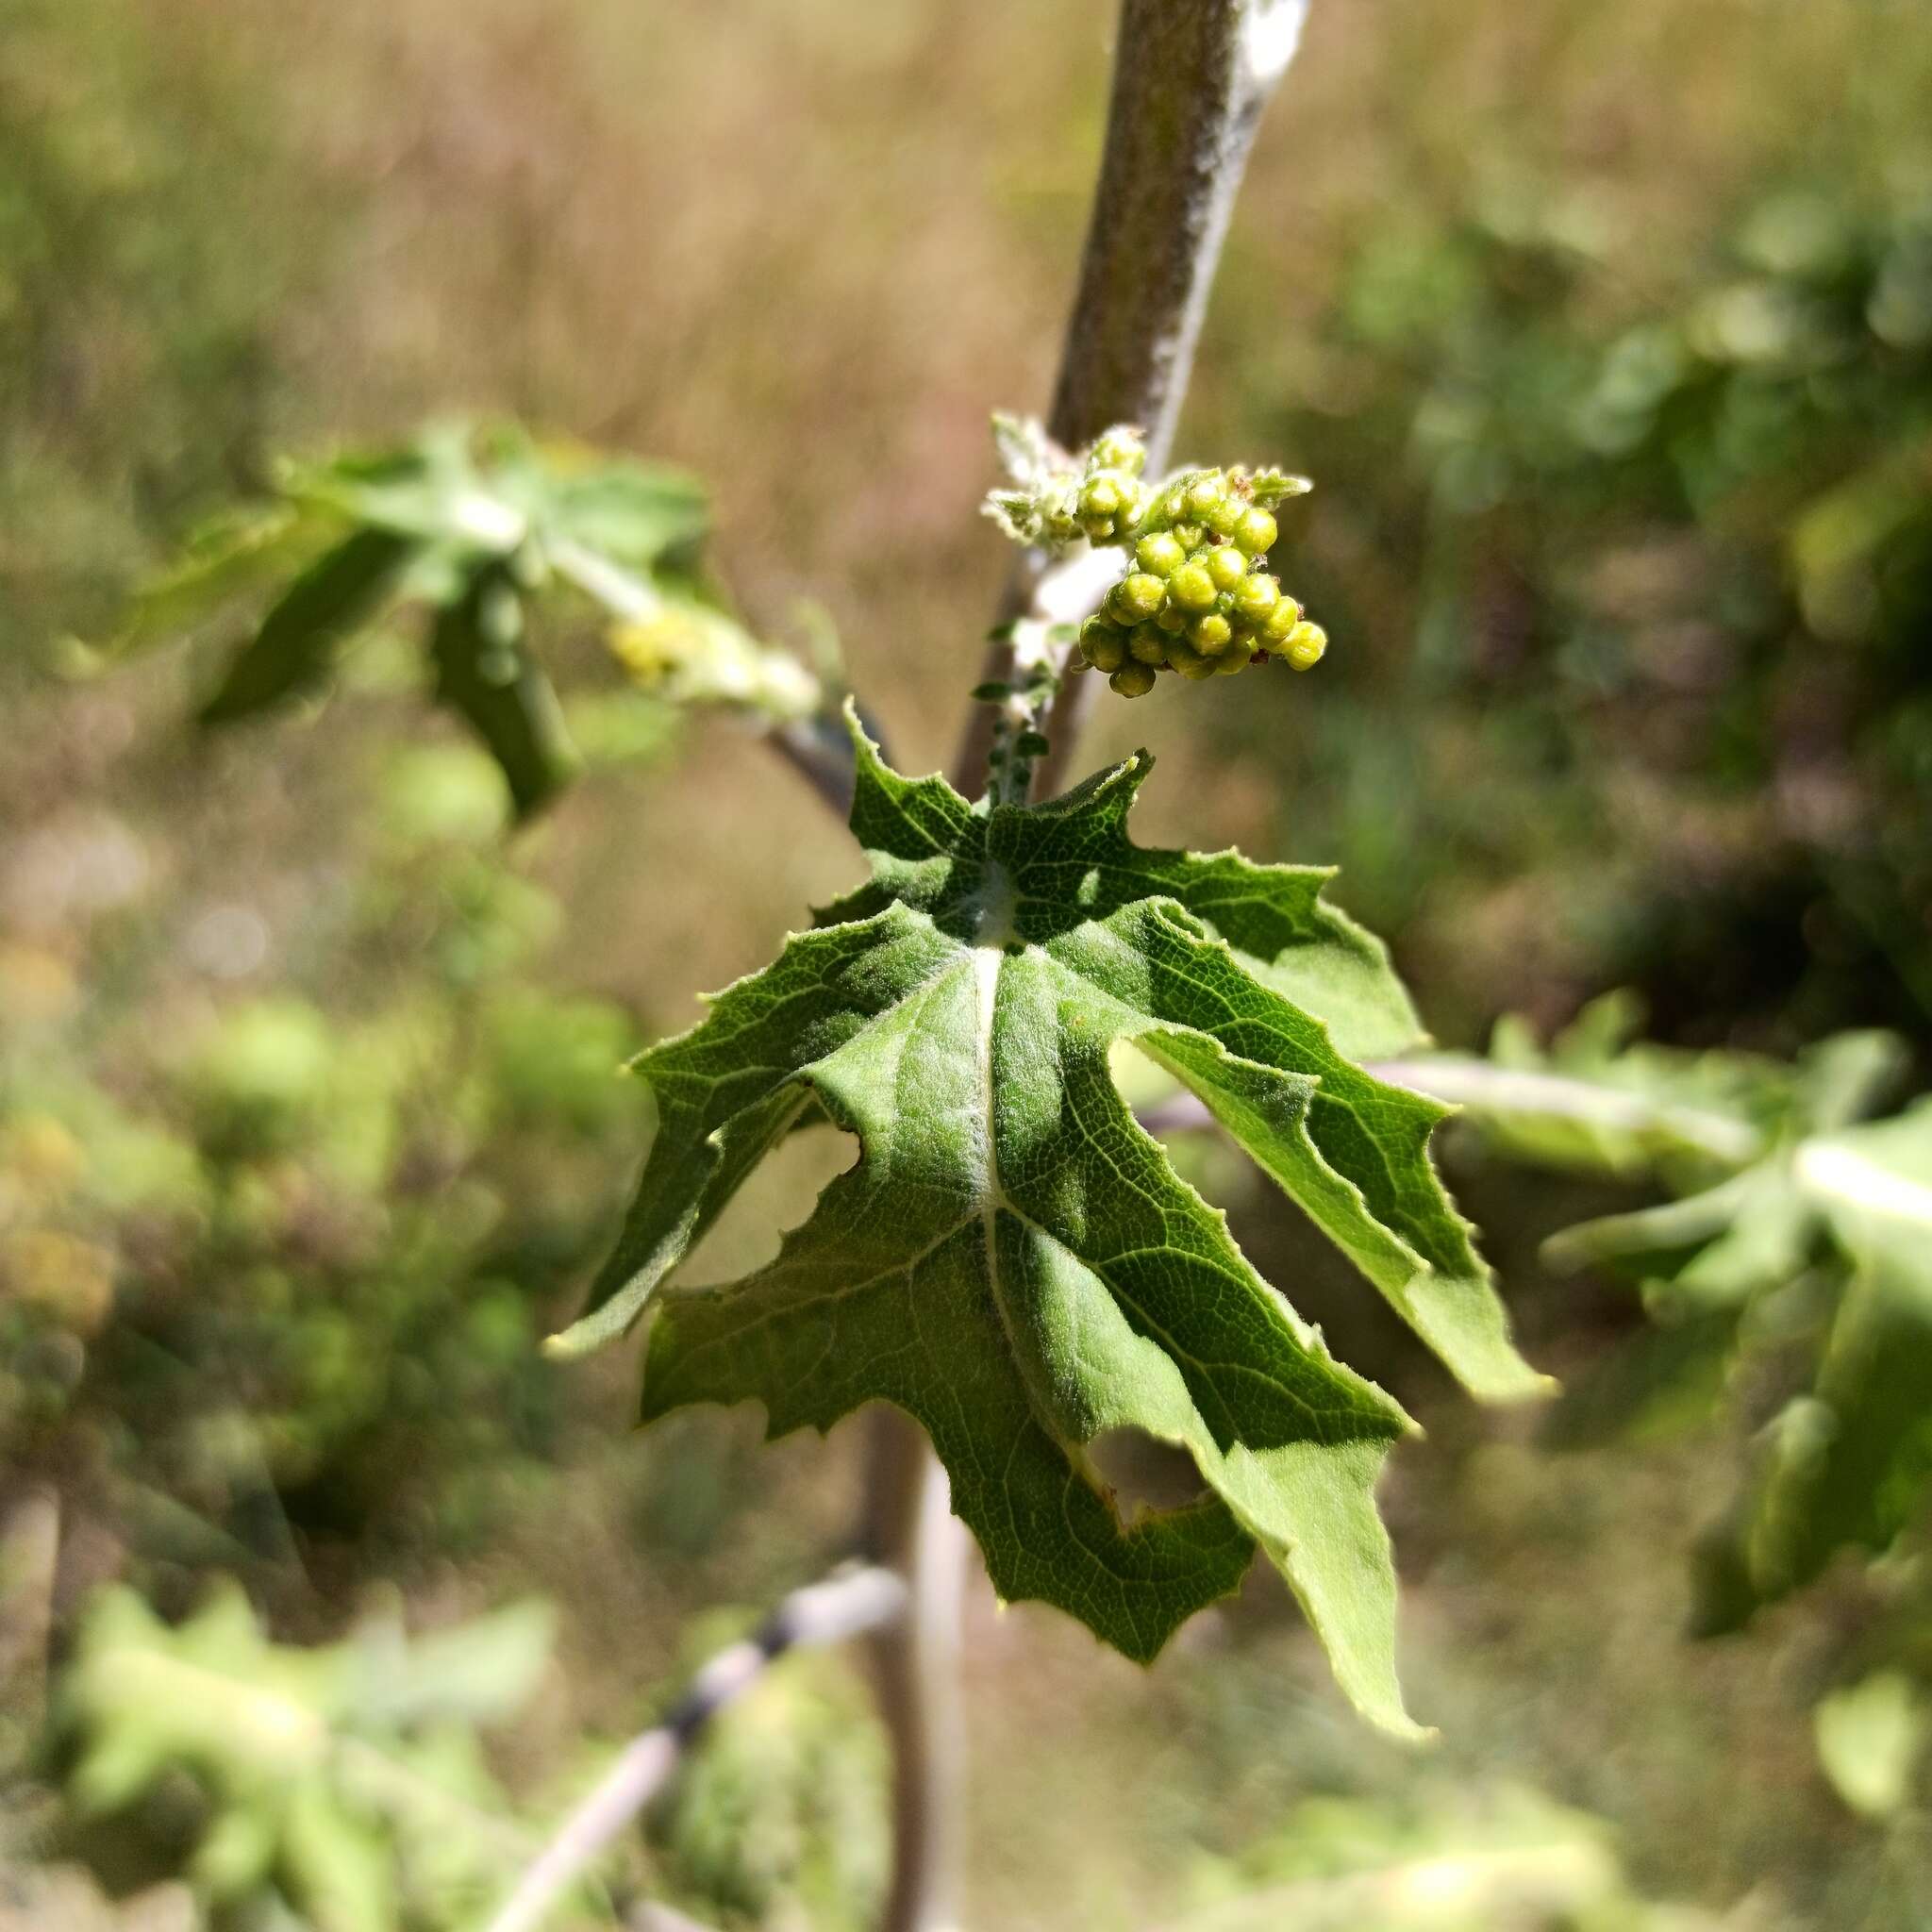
(974, 549), (1130, 805)
(955, 0), (1312, 800)
(484, 1565), (908, 1932)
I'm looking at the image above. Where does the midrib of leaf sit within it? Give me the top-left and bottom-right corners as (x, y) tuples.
(974, 945), (1024, 1423)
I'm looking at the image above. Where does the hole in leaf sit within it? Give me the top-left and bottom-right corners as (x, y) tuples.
(1088, 1427), (1209, 1515)
(680, 1118), (858, 1286)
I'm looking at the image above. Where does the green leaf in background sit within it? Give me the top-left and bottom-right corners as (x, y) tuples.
(429, 564), (578, 820)
(1446, 991), (1779, 1181)
(58, 1582), (550, 1932)
(281, 421), (708, 569)
(119, 418), (818, 814)
(535, 450), (710, 571)
(1695, 1099), (1932, 1628)
(114, 501), (341, 656)
(200, 525), (416, 724)
(554, 711), (1544, 1734)
(1439, 1002), (1932, 1626)
(1535, 1031), (1909, 1304)
(1815, 1671), (1928, 1819)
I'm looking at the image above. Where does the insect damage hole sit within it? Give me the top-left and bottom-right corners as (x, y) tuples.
(1087, 1427), (1210, 1517)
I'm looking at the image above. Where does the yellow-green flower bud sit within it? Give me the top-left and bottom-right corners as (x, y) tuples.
(1169, 563), (1217, 613)
(1203, 493), (1243, 539)
(1110, 661), (1158, 698)
(1184, 474), (1226, 521)
(1189, 612), (1234, 655)
(1206, 545), (1249, 593)
(1128, 622), (1170, 665)
(1080, 475), (1124, 519)
(1232, 573), (1280, 625)
(1233, 508), (1278, 557)
(1136, 532), (1186, 578)
(1108, 573), (1166, 624)
(1283, 621), (1328, 670)
(1155, 602), (1191, 634)
(1173, 523), (1207, 553)
(1080, 617), (1127, 673)
(1260, 594), (1303, 643)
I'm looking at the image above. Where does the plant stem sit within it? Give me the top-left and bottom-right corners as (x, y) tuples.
(550, 536), (859, 819)
(955, 0), (1313, 801)
(859, 11), (1313, 1930)
(1139, 1058), (1766, 1169)
(860, 1408), (968, 1932)
(483, 1564), (908, 1932)
(1367, 1056), (1766, 1167)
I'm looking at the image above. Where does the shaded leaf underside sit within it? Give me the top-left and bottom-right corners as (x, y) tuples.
(556, 711), (1543, 1732)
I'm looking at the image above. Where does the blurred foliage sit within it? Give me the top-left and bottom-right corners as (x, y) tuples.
(1431, 998), (1932, 1833)
(47, 1583), (550, 1931)
(108, 421), (820, 819)
(0, 0), (308, 664)
(1454, 1001), (1931, 1630)
(1814, 1670), (1927, 1822)
(1176, 1785), (1741, 1931)
(1238, 178), (1932, 1052)
(0, 737), (655, 1586)
(642, 1624), (888, 1932)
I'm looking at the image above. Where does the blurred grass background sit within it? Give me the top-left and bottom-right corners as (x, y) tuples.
(4, 0), (1932, 1925)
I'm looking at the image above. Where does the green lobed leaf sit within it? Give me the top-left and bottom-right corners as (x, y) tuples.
(819, 731), (1428, 1062)
(200, 526), (416, 725)
(557, 711), (1544, 1730)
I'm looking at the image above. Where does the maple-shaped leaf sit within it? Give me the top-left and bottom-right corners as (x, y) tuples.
(554, 711), (1542, 1734)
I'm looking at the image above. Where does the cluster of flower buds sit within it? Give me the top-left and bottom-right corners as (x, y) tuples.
(982, 419), (1334, 701)
(983, 417), (1156, 553)
(1077, 467), (1328, 697)
(1068, 428), (1149, 543)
